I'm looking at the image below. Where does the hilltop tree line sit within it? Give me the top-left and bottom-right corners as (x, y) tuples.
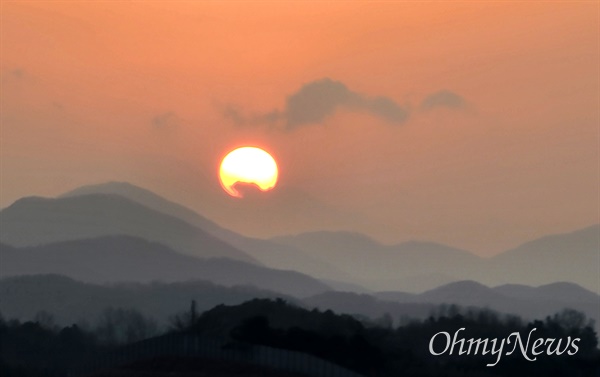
(1, 299), (599, 377)
(185, 299), (599, 376)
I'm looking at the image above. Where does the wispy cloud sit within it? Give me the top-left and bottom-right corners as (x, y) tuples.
(224, 78), (409, 130)
(420, 90), (466, 111)
(284, 78), (408, 129)
(224, 80), (467, 130)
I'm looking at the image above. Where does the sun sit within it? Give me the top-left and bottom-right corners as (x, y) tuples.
(219, 146), (279, 198)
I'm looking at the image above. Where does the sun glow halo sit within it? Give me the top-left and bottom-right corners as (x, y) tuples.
(219, 147), (279, 198)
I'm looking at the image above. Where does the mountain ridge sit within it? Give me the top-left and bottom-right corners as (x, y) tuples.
(59, 182), (352, 282)
(0, 193), (258, 264)
(0, 235), (331, 298)
(3, 181), (597, 293)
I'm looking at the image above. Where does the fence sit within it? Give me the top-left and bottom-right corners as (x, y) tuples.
(74, 333), (365, 377)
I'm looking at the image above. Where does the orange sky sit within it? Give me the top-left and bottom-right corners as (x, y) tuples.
(1, 1), (598, 255)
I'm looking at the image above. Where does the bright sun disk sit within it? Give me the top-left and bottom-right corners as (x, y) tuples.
(219, 146), (279, 198)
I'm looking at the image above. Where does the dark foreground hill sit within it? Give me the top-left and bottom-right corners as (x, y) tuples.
(190, 299), (599, 376)
(1, 277), (598, 376)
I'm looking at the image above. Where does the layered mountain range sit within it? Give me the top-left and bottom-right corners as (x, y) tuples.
(1, 181), (597, 294)
(1, 181), (598, 331)
(1, 275), (597, 331)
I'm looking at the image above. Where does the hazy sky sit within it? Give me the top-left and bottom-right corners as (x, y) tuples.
(1, 1), (598, 255)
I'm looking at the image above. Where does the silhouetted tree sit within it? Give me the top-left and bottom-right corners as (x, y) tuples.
(95, 307), (157, 345)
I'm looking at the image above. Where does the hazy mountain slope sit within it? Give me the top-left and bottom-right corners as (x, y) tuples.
(495, 282), (600, 304)
(417, 280), (514, 306)
(272, 231), (483, 291)
(57, 182), (599, 293)
(274, 226), (600, 293)
(304, 291), (434, 325)
(0, 274), (297, 327)
(272, 231), (384, 266)
(371, 280), (599, 327)
(60, 182), (351, 282)
(61, 182), (237, 241)
(4, 183), (597, 293)
(0, 194), (256, 263)
(0, 236), (331, 297)
(320, 279), (373, 294)
(373, 291), (418, 302)
(489, 225), (599, 290)
(360, 273), (458, 293)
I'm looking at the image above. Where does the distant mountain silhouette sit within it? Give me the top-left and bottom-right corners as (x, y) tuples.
(368, 280), (600, 327)
(495, 282), (600, 304)
(272, 231), (483, 291)
(302, 281), (599, 330)
(0, 236), (330, 297)
(304, 291), (434, 324)
(489, 225), (599, 291)
(61, 182), (351, 282)
(3, 182), (597, 293)
(417, 280), (510, 304)
(0, 194), (257, 263)
(273, 227), (600, 293)
(56, 182), (600, 293)
(319, 279), (373, 294)
(61, 182), (238, 241)
(2, 273), (597, 337)
(65, 181), (368, 243)
(0, 274), (298, 327)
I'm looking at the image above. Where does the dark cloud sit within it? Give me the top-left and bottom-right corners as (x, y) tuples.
(152, 111), (180, 130)
(420, 90), (466, 111)
(284, 78), (408, 129)
(224, 78), (409, 130)
(285, 79), (359, 127)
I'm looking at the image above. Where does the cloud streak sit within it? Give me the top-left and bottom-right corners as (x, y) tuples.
(225, 78), (409, 130)
(224, 80), (467, 130)
(284, 78), (408, 129)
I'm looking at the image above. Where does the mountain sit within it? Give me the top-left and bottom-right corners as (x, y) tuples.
(64, 181), (368, 247)
(272, 231), (483, 292)
(61, 182), (238, 242)
(273, 226), (600, 293)
(489, 225), (599, 291)
(0, 194), (256, 263)
(61, 182), (351, 283)
(495, 282), (600, 304)
(304, 291), (433, 325)
(4, 182), (597, 293)
(369, 280), (600, 328)
(417, 280), (514, 306)
(0, 274), (298, 327)
(0, 236), (331, 297)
